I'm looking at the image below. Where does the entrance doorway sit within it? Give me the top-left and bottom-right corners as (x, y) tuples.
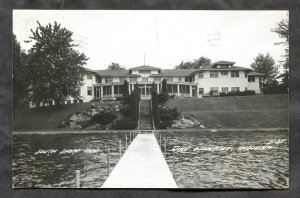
(138, 85), (152, 96)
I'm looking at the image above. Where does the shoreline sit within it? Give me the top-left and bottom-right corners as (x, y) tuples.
(13, 127), (289, 135)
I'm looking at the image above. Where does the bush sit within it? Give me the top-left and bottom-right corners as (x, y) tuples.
(112, 118), (137, 130)
(158, 106), (179, 129)
(222, 90), (256, 97)
(158, 93), (169, 104)
(90, 112), (117, 125)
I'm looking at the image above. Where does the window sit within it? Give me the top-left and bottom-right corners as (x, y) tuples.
(96, 77), (102, 83)
(103, 86), (112, 95)
(79, 100), (83, 103)
(87, 86), (92, 96)
(166, 77), (173, 82)
(87, 74), (92, 79)
(248, 76), (255, 82)
(139, 70), (151, 74)
(73, 100), (77, 103)
(222, 87), (228, 93)
(167, 84), (178, 93)
(231, 71), (239, 77)
(76, 86), (81, 96)
(105, 78), (113, 83)
(231, 87), (240, 92)
(210, 87), (219, 92)
(95, 87), (101, 98)
(154, 77), (161, 82)
(67, 100), (71, 104)
(221, 71), (228, 76)
(245, 74), (248, 78)
(142, 77), (148, 82)
(130, 78), (137, 82)
(199, 88), (204, 95)
(114, 85), (124, 94)
(179, 85), (190, 94)
(178, 77), (183, 81)
(119, 77), (126, 82)
(198, 73), (204, 78)
(185, 77), (194, 82)
(210, 71), (218, 78)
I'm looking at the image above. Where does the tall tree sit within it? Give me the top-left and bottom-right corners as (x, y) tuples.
(272, 18), (288, 69)
(175, 56), (211, 69)
(27, 21), (88, 107)
(107, 62), (125, 70)
(272, 17), (289, 93)
(250, 53), (279, 91)
(159, 79), (168, 103)
(13, 35), (29, 108)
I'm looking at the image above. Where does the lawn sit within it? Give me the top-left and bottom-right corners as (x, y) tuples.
(164, 94), (289, 129)
(13, 101), (120, 131)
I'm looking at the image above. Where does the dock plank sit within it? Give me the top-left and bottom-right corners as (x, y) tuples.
(102, 134), (177, 188)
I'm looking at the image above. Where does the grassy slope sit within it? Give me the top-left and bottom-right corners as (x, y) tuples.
(13, 101), (119, 131)
(164, 94), (288, 129)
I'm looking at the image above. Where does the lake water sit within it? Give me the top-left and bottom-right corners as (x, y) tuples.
(12, 130), (288, 188)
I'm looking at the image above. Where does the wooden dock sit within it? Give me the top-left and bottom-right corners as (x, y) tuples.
(102, 133), (177, 188)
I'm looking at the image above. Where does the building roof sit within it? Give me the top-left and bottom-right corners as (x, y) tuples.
(94, 69), (139, 77)
(129, 65), (161, 71)
(199, 65), (252, 71)
(247, 71), (265, 76)
(150, 69), (197, 77)
(212, 61), (236, 66)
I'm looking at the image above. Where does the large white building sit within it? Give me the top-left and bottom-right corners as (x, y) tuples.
(29, 60), (264, 107)
(77, 60), (263, 102)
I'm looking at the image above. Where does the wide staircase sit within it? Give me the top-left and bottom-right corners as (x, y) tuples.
(139, 100), (153, 130)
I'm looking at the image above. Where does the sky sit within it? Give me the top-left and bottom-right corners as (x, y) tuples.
(13, 10), (288, 70)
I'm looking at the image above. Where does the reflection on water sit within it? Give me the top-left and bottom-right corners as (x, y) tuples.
(13, 130), (288, 188)
(163, 130), (288, 188)
(13, 133), (127, 188)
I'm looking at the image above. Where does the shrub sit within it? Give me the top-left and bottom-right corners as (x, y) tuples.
(158, 106), (179, 129)
(224, 90), (256, 97)
(158, 92), (169, 104)
(112, 118), (137, 130)
(90, 112), (117, 125)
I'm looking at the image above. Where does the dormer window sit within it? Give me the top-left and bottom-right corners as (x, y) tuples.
(87, 74), (92, 79)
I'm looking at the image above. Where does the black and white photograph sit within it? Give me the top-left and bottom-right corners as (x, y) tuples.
(12, 10), (289, 188)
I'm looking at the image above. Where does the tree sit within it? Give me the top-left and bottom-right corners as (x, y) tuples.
(27, 21), (88, 107)
(107, 62), (125, 70)
(159, 79), (168, 103)
(151, 82), (159, 127)
(250, 53), (279, 92)
(272, 17), (289, 93)
(13, 35), (29, 108)
(175, 56), (211, 69)
(272, 18), (288, 69)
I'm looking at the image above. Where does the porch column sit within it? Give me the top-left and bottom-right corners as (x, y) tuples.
(189, 85), (192, 97)
(196, 85), (199, 98)
(177, 84), (180, 97)
(157, 83), (159, 93)
(111, 84), (115, 98)
(100, 85), (103, 99)
(128, 83), (131, 95)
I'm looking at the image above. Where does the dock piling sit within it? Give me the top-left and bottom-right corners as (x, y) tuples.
(119, 139), (122, 159)
(75, 170), (80, 188)
(107, 148), (110, 175)
(164, 139), (167, 158)
(172, 150), (175, 177)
